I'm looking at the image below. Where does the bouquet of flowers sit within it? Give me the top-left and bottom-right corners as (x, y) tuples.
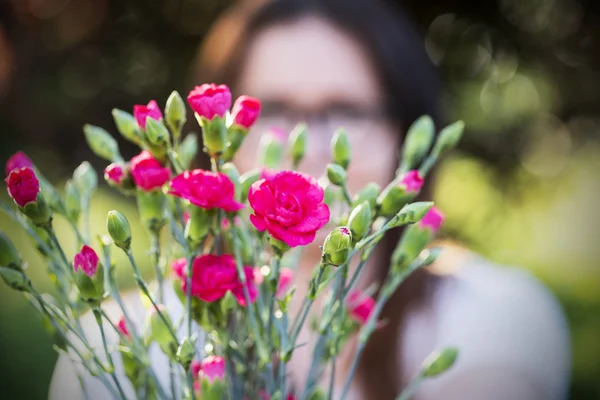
(1, 83), (464, 400)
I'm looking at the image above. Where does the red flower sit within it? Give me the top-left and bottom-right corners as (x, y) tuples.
(73, 245), (100, 277)
(199, 355), (225, 383)
(171, 255), (257, 306)
(117, 315), (130, 338)
(5, 151), (34, 176)
(130, 151), (170, 191)
(231, 95), (261, 129)
(169, 169), (244, 212)
(400, 170), (424, 193)
(5, 167), (40, 207)
(133, 100), (163, 130)
(104, 163), (126, 185)
(187, 84), (231, 120)
(346, 290), (375, 325)
(248, 171), (330, 247)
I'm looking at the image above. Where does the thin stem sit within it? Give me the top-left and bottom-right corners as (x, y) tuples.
(396, 373), (425, 400)
(327, 358), (336, 400)
(82, 195), (92, 244)
(69, 220), (87, 246)
(299, 335), (326, 400)
(46, 226), (73, 278)
(170, 363), (178, 400)
(342, 185), (353, 207)
(94, 309), (128, 400)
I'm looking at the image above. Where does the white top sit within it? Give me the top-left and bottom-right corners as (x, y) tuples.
(48, 251), (570, 400)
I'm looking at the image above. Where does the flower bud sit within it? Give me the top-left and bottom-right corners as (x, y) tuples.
(418, 206), (444, 233)
(422, 347), (459, 377)
(73, 245), (104, 304)
(199, 115), (228, 157)
(231, 95), (261, 130)
(112, 109), (142, 145)
(432, 120), (464, 157)
(134, 100), (163, 130)
(130, 151), (170, 192)
(5, 167), (40, 208)
(149, 305), (177, 358)
(346, 290), (375, 325)
(331, 128), (351, 169)
(322, 227), (352, 266)
(83, 124), (122, 162)
(73, 161), (98, 193)
(136, 190), (167, 234)
(377, 171), (424, 217)
(117, 315), (131, 339)
(326, 163), (347, 187)
(107, 210), (132, 250)
(145, 118), (170, 147)
(0, 232), (22, 271)
(165, 90), (187, 139)
(179, 133), (199, 169)
(187, 84), (231, 120)
(177, 336), (196, 370)
(288, 123), (307, 167)
(64, 180), (81, 222)
(322, 182), (337, 208)
(239, 169), (261, 202)
(401, 115), (434, 171)
(259, 129), (285, 169)
(0, 266), (30, 292)
(5, 151), (33, 175)
(347, 202), (372, 241)
(385, 201), (434, 229)
(184, 206), (211, 245)
(352, 182), (380, 210)
(220, 162), (240, 200)
(199, 356), (226, 399)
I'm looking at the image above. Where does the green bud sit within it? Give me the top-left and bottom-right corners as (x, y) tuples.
(184, 207), (211, 245)
(322, 183), (337, 208)
(423, 347), (459, 377)
(288, 123), (307, 167)
(21, 192), (52, 226)
(377, 179), (413, 217)
(83, 124), (122, 162)
(259, 131), (284, 169)
(179, 133), (199, 169)
(401, 115), (434, 171)
(308, 388), (327, 400)
(37, 175), (67, 216)
(352, 182), (380, 210)
(220, 162), (241, 200)
(347, 202), (372, 241)
(136, 190), (167, 234)
(73, 161), (98, 193)
(149, 305), (177, 359)
(432, 120), (464, 157)
(176, 336), (196, 370)
(386, 201), (434, 229)
(198, 115), (227, 157)
(222, 126), (247, 162)
(165, 90), (187, 140)
(391, 224), (432, 270)
(270, 236), (290, 256)
(107, 210), (132, 251)
(75, 265), (104, 304)
(326, 163), (347, 187)
(0, 266), (30, 292)
(331, 128), (351, 169)
(64, 180), (81, 222)
(112, 109), (142, 145)
(239, 169), (261, 202)
(322, 227), (352, 266)
(0, 232), (22, 270)
(145, 118), (170, 147)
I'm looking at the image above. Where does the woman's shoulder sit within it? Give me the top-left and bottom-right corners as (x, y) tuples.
(402, 246), (571, 399)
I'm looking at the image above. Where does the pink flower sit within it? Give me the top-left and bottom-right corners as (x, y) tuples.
(133, 100), (163, 130)
(104, 163), (126, 185)
(253, 267), (294, 298)
(199, 355), (225, 383)
(346, 290), (375, 325)
(117, 315), (130, 338)
(400, 170), (424, 193)
(418, 207), (444, 233)
(187, 84), (231, 120)
(258, 391), (296, 400)
(248, 171), (330, 247)
(5, 151), (34, 176)
(73, 245), (100, 277)
(172, 254), (257, 306)
(259, 168), (278, 181)
(169, 169), (244, 212)
(130, 151), (170, 191)
(190, 360), (202, 378)
(231, 95), (261, 129)
(5, 167), (40, 207)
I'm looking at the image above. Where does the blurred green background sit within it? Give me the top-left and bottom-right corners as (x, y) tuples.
(0, 0), (599, 398)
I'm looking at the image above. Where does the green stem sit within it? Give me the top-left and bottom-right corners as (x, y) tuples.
(342, 185), (353, 207)
(184, 248), (197, 400)
(69, 220), (87, 246)
(82, 195), (92, 244)
(46, 226), (73, 278)
(396, 373), (425, 400)
(93, 309), (128, 400)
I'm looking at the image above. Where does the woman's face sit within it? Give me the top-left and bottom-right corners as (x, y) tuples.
(236, 16), (401, 193)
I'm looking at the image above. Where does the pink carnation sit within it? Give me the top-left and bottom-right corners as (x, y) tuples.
(133, 100), (163, 130)
(231, 95), (261, 129)
(169, 169), (244, 212)
(73, 245), (100, 277)
(248, 171), (330, 247)
(199, 355), (225, 383)
(400, 170), (424, 193)
(5, 167), (40, 207)
(172, 255), (257, 306)
(117, 315), (130, 338)
(104, 163), (125, 185)
(418, 206), (444, 233)
(130, 151), (170, 191)
(190, 360), (202, 378)
(187, 84), (231, 120)
(346, 290), (375, 325)
(5, 151), (34, 176)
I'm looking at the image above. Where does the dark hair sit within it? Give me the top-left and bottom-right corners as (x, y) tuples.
(197, 0), (442, 397)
